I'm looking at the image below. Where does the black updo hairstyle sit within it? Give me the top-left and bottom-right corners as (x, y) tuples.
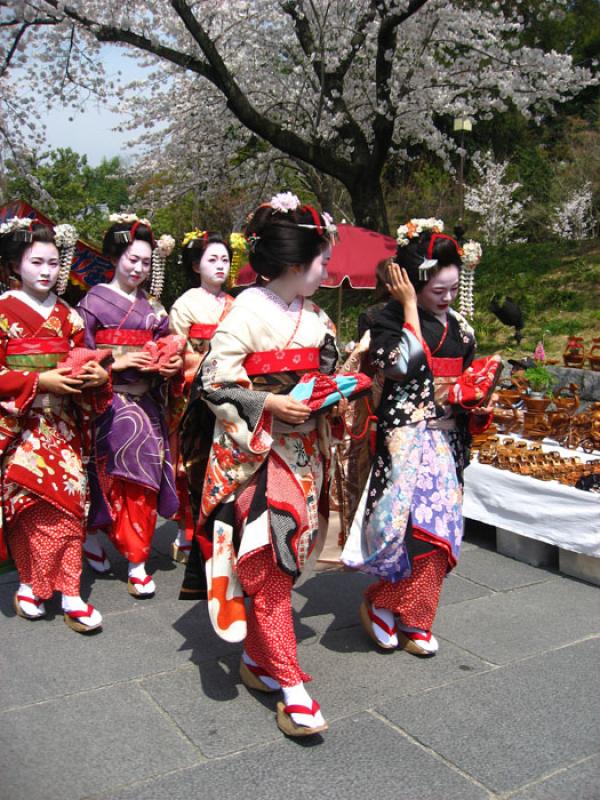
(395, 231), (463, 294)
(245, 203), (331, 280)
(182, 232), (232, 288)
(102, 221), (155, 262)
(0, 222), (57, 279)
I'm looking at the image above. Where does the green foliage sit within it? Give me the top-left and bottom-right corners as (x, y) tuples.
(4, 147), (131, 245)
(523, 364), (557, 394)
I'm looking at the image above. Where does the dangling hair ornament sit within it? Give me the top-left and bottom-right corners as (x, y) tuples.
(0, 217), (34, 243)
(53, 224), (78, 295)
(418, 258), (438, 281)
(150, 234), (175, 299)
(458, 240), (482, 319)
(229, 232), (247, 288)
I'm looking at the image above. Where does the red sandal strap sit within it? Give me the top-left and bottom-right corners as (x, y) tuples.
(368, 607), (397, 637)
(84, 549), (107, 563)
(65, 604), (95, 619)
(129, 575), (153, 587)
(16, 594), (42, 607)
(402, 629), (432, 642)
(284, 700), (321, 716)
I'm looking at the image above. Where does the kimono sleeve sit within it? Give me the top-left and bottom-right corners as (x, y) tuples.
(75, 294), (100, 348)
(200, 323), (273, 457)
(169, 297), (192, 338)
(370, 306), (428, 382)
(0, 331), (38, 418)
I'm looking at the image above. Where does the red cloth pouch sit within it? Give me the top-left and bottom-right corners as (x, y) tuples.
(447, 354), (503, 409)
(58, 347), (113, 378)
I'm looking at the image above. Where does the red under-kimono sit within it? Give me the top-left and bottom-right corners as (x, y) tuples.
(0, 292), (111, 598)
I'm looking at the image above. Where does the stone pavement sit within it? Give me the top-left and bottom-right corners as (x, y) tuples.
(1, 520), (599, 800)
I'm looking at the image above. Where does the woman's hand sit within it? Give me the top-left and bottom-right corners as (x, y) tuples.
(264, 393), (311, 424)
(112, 351), (153, 372)
(38, 367), (83, 396)
(386, 263), (418, 309)
(79, 361), (109, 388)
(158, 354), (184, 378)
(330, 397), (349, 417)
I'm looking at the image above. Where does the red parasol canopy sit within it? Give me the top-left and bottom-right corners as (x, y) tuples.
(235, 223), (397, 289)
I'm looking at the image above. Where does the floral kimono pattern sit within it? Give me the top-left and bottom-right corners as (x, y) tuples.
(342, 301), (476, 580)
(184, 287), (337, 642)
(0, 293), (111, 563)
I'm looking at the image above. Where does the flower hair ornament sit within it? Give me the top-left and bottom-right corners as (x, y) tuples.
(458, 239), (482, 319)
(0, 217), (77, 295)
(109, 212), (153, 245)
(396, 218), (445, 248)
(150, 234), (176, 299)
(181, 229), (208, 248)
(53, 224), (78, 295)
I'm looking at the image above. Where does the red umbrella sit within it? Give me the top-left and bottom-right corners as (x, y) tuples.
(235, 224), (397, 336)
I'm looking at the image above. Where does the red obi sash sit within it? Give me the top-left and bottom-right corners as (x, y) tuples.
(96, 329), (152, 346)
(6, 337), (70, 355)
(189, 323), (217, 340)
(244, 347), (320, 377)
(432, 357), (463, 378)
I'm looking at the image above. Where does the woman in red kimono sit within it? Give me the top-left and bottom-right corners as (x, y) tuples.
(0, 219), (111, 632)
(168, 230), (234, 568)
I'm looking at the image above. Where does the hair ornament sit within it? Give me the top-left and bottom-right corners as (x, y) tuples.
(245, 232), (260, 253)
(396, 218), (444, 247)
(181, 229), (208, 248)
(53, 224), (78, 295)
(109, 213), (153, 246)
(269, 192), (301, 214)
(458, 239), (482, 319)
(0, 217), (34, 242)
(296, 207), (338, 241)
(150, 234), (175, 299)
(418, 258), (439, 282)
(229, 232), (248, 288)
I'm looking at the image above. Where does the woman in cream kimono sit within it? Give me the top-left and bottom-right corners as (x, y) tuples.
(184, 194), (338, 737)
(168, 231), (234, 569)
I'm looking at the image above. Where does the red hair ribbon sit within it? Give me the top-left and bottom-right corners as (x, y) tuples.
(427, 233), (458, 260)
(301, 205), (323, 235)
(129, 219), (155, 248)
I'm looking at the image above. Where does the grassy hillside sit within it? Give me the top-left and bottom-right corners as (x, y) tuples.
(315, 241), (600, 361)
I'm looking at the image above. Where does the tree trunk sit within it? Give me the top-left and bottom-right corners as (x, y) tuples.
(348, 173), (389, 234)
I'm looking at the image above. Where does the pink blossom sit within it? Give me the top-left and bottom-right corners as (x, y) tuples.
(534, 341), (545, 362)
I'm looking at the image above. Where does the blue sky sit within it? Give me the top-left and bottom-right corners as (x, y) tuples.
(38, 46), (144, 166)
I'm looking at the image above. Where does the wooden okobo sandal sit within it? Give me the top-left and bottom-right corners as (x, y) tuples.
(589, 338), (600, 372)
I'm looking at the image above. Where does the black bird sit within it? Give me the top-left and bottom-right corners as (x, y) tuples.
(489, 295), (524, 344)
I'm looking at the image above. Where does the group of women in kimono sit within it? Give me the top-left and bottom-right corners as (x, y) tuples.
(0, 197), (490, 737)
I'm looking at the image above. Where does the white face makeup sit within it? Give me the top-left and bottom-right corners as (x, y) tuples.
(194, 243), (230, 291)
(417, 265), (460, 318)
(113, 240), (152, 294)
(295, 245), (331, 298)
(16, 241), (61, 301)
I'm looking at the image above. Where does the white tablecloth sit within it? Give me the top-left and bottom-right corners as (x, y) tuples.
(464, 444), (600, 557)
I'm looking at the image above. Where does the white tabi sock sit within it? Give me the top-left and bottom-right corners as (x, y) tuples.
(128, 561), (156, 594)
(16, 583), (45, 618)
(282, 683), (325, 729)
(62, 594), (103, 626)
(242, 651), (281, 691)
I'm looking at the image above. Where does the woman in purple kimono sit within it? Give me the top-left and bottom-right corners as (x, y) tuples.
(78, 216), (182, 597)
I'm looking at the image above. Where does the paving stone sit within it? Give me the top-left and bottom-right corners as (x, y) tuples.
(510, 754), (600, 800)
(378, 639), (600, 794)
(434, 576), (600, 664)
(455, 546), (558, 591)
(0, 683), (200, 800)
(103, 712), (489, 800)
(439, 572), (493, 607)
(0, 597), (237, 711)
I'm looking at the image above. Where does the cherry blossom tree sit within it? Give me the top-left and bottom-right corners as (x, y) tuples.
(1, 1), (596, 232)
(464, 150), (527, 244)
(551, 182), (597, 241)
